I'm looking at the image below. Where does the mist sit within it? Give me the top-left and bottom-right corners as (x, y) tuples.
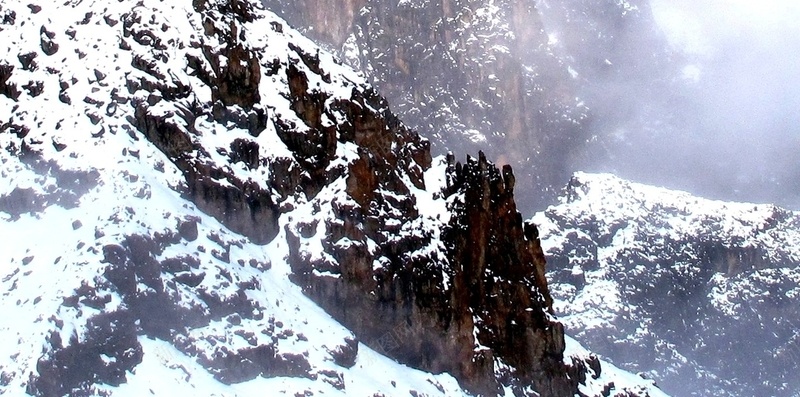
(586, 0), (800, 209)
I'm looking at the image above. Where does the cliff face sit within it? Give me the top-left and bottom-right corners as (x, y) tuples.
(0, 0), (664, 395)
(262, 0), (366, 47)
(288, 149), (569, 395)
(441, 153), (564, 394)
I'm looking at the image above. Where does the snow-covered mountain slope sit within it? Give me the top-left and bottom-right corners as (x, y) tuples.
(0, 0), (665, 395)
(533, 172), (800, 396)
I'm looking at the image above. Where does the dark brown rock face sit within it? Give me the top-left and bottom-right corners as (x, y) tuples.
(30, 311), (143, 396)
(260, 0), (366, 47)
(443, 152), (569, 395)
(287, 147), (579, 395)
(197, 27), (262, 108)
(281, 60), (338, 170)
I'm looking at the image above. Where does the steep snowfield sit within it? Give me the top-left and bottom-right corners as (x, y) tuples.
(0, 138), (465, 396)
(534, 172), (800, 396)
(0, 0), (665, 395)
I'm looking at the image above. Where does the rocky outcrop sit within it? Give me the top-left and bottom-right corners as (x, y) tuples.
(29, 311), (143, 396)
(287, 149), (583, 396)
(114, 1), (627, 393)
(124, 0), (280, 244)
(192, 0), (262, 108)
(442, 153), (569, 395)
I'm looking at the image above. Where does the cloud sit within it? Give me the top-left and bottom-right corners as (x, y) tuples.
(652, 0), (800, 51)
(599, 0), (800, 208)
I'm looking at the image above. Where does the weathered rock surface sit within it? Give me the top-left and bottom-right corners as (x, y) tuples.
(288, 150), (576, 395)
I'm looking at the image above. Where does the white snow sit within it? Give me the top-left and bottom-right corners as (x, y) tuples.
(564, 335), (669, 397)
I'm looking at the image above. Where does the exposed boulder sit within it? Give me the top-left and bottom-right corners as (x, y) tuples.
(39, 26), (58, 55)
(29, 311), (143, 396)
(0, 62), (20, 100)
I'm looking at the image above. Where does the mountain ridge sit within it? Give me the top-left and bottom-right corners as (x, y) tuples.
(534, 172), (800, 396)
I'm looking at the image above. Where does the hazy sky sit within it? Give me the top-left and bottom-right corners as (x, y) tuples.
(612, 0), (800, 208)
(651, 0), (800, 55)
